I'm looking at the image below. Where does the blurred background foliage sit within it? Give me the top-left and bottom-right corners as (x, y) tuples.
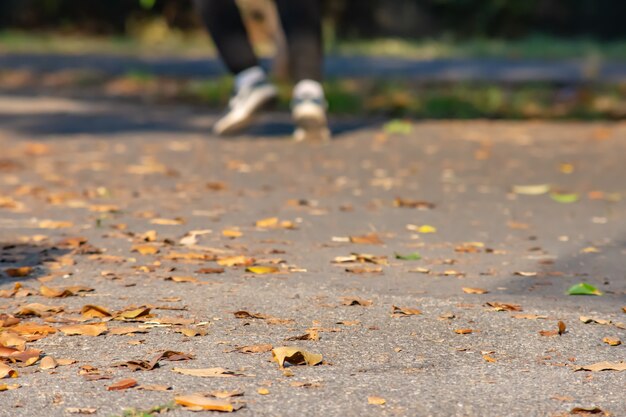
(1, 0), (626, 40)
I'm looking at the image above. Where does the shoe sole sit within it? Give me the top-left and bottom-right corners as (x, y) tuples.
(214, 87), (278, 136)
(293, 102), (330, 142)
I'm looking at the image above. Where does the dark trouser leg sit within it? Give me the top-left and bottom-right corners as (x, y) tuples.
(193, 0), (258, 75)
(274, 0), (323, 82)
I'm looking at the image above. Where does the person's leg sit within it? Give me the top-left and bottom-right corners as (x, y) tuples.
(194, 0), (257, 75)
(274, 0), (323, 82)
(274, 0), (329, 141)
(194, 0), (278, 135)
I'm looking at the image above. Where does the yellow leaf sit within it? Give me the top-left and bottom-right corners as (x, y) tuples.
(167, 276), (200, 284)
(246, 266), (280, 274)
(175, 395), (236, 412)
(217, 256), (254, 267)
(0, 383), (20, 391)
(271, 347), (323, 368)
(150, 218), (184, 225)
(255, 217), (278, 228)
(391, 305), (421, 317)
(603, 337), (621, 346)
(5, 266), (33, 277)
(222, 229), (242, 238)
(455, 329), (473, 334)
(38, 220), (73, 229)
(368, 396), (386, 405)
(257, 388), (270, 395)
(131, 245), (159, 255)
(0, 363), (18, 379)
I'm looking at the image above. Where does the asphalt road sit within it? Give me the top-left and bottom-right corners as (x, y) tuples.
(0, 93), (625, 417)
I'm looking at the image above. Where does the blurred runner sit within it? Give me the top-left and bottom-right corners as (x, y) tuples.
(194, 0), (329, 141)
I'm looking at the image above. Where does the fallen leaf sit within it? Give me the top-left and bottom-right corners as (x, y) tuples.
(257, 388), (270, 395)
(391, 305), (421, 317)
(59, 323), (107, 337)
(271, 347), (322, 368)
(484, 302), (522, 312)
(368, 396), (386, 405)
(393, 198), (434, 209)
(579, 316), (612, 325)
(15, 303), (63, 317)
(550, 192), (579, 203)
(175, 395), (241, 412)
(512, 314), (547, 320)
(407, 224), (437, 233)
(578, 362), (626, 372)
(107, 378), (137, 391)
(115, 306), (151, 320)
(345, 266), (383, 274)
(246, 266), (280, 274)
(341, 297), (372, 307)
(196, 267), (225, 274)
(483, 355), (497, 363)
(218, 256), (254, 267)
(131, 245), (159, 255)
(512, 184), (550, 195)
(5, 267), (33, 277)
(234, 344), (273, 354)
(38, 220), (73, 229)
(175, 328), (208, 337)
(65, 407), (97, 414)
(40, 285), (92, 298)
(462, 287), (489, 294)
(81, 305), (112, 318)
(109, 327), (149, 336)
(222, 229), (243, 238)
(395, 252), (422, 261)
(255, 217), (278, 228)
(349, 234), (383, 245)
(150, 218), (184, 226)
(166, 276), (200, 284)
(570, 406), (604, 415)
(454, 329), (473, 334)
(514, 271), (537, 277)
(285, 329), (319, 341)
(602, 337), (621, 346)
(558, 321), (567, 335)
(0, 383), (20, 391)
(568, 283), (602, 296)
(409, 267), (430, 274)
(172, 367), (245, 377)
(39, 356), (57, 370)
(0, 363), (18, 379)
(136, 384), (172, 392)
(208, 390), (244, 399)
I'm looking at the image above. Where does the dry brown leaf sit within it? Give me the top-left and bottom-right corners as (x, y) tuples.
(150, 218), (184, 226)
(109, 327), (149, 336)
(107, 378), (137, 391)
(40, 285), (92, 298)
(602, 337), (621, 346)
(391, 305), (422, 317)
(196, 267), (225, 274)
(9, 323), (57, 336)
(167, 276), (200, 284)
(580, 316), (612, 325)
(0, 363), (18, 379)
(208, 390), (244, 399)
(175, 327), (208, 337)
(341, 297), (373, 307)
(56, 358), (77, 366)
(81, 305), (112, 318)
(233, 311), (270, 320)
(218, 256), (254, 267)
(175, 395), (241, 412)
(462, 287), (489, 294)
(349, 234), (383, 245)
(484, 302), (522, 312)
(15, 303), (63, 317)
(131, 245), (160, 255)
(115, 307), (151, 320)
(345, 266), (383, 274)
(136, 384), (171, 392)
(513, 271), (538, 277)
(271, 347), (323, 368)
(0, 314), (20, 327)
(393, 198), (435, 210)
(558, 320), (567, 335)
(0, 383), (21, 391)
(570, 406), (604, 415)
(5, 266), (33, 277)
(454, 329), (473, 334)
(38, 220), (73, 229)
(65, 408), (97, 414)
(39, 356), (57, 370)
(483, 355), (497, 363)
(165, 252), (216, 261)
(285, 329), (319, 341)
(257, 388), (270, 395)
(576, 361), (626, 372)
(172, 367), (245, 378)
(0, 332), (26, 350)
(368, 396), (386, 405)
(512, 314), (547, 320)
(234, 344), (273, 354)
(59, 323), (107, 337)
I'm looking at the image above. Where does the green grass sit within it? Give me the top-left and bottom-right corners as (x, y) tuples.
(3, 29), (626, 61)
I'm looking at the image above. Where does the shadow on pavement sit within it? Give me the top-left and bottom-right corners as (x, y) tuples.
(1, 242), (72, 285)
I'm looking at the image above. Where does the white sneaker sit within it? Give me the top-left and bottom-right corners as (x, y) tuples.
(292, 95), (330, 142)
(213, 79), (278, 136)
